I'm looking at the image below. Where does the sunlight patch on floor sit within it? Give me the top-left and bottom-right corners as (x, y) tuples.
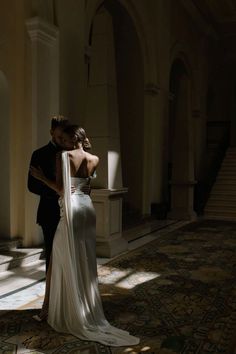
(98, 266), (160, 289)
(116, 271), (160, 289)
(123, 346), (152, 353)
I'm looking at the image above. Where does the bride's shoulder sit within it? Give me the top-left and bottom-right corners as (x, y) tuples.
(85, 152), (99, 164)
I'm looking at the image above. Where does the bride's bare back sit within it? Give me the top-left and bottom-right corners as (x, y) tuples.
(67, 149), (99, 178)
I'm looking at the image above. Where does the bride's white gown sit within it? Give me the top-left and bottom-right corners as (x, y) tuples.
(48, 152), (139, 347)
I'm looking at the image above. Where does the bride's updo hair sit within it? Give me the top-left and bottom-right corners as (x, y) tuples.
(63, 125), (92, 150)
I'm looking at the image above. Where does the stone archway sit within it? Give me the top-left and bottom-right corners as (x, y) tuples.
(0, 71), (10, 238)
(168, 59), (196, 219)
(85, 0), (144, 225)
(85, 0), (156, 217)
(109, 0), (144, 225)
(84, 0), (149, 255)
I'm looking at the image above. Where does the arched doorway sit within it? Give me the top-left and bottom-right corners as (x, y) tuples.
(87, 0), (144, 228)
(0, 71), (10, 238)
(168, 59), (196, 219)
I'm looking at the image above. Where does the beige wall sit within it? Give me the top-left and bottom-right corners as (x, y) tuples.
(0, 1), (29, 238)
(111, 0), (144, 213)
(55, 0), (86, 122)
(0, 0), (232, 243)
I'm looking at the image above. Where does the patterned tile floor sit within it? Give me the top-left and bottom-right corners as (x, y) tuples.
(0, 220), (201, 354)
(0, 220), (185, 311)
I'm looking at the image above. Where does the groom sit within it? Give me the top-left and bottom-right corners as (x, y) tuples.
(28, 115), (69, 272)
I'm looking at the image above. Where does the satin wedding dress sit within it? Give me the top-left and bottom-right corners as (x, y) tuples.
(48, 152), (139, 347)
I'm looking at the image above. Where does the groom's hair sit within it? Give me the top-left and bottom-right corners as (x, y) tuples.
(50, 115), (69, 131)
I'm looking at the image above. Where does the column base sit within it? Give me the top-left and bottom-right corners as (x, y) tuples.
(168, 207), (197, 220)
(168, 180), (197, 221)
(91, 188), (128, 258)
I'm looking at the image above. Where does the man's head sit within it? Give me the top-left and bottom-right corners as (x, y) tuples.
(50, 115), (69, 147)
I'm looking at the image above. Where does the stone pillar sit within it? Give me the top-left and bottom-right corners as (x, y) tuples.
(168, 75), (197, 220)
(0, 72), (10, 239)
(24, 17), (59, 246)
(143, 83), (160, 215)
(192, 109), (206, 179)
(26, 17), (59, 147)
(230, 80), (236, 147)
(85, 9), (128, 257)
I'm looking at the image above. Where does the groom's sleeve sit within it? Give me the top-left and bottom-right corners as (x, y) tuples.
(27, 150), (48, 196)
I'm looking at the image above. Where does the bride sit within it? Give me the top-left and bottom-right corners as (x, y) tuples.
(30, 125), (139, 347)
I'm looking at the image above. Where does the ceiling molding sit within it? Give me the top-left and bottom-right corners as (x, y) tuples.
(180, 0), (218, 39)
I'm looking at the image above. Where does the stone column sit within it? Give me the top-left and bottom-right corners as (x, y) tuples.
(143, 83), (160, 215)
(85, 9), (128, 257)
(0, 72), (10, 239)
(24, 17), (59, 246)
(230, 80), (236, 147)
(168, 75), (197, 220)
(192, 109), (206, 178)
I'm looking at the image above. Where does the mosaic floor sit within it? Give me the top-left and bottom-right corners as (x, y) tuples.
(1, 219), (236, 353)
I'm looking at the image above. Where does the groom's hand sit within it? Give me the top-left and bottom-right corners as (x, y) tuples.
(81, 183), (91, 195)
(71, 185), (76, 194)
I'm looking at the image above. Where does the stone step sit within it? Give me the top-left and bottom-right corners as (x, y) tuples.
(207, 200), (236, 207)
(218, 172), (236, 177)
(224, 156), (236, 160)
(204, 209), (236, 217)
(220, 160), (236, 164)
(0, 238), (22, 251)
(220, 162), (236, 166)
(225, 152), (236, 156)
(0, 259), (45, 298)
(222, 158), (236, 163)
(0, 248), (44, 273)
(210, 189), (236, 196)
(210, 194), (236, 201)
(216, 178), (236, 183)
(204, 214), (236, 221)
(220, 167), (236, 172)
(205, 207), (236, 214)
(212, 184), (236, 191)
(218, 181), (236, 186)
(211, 189), (236, 196)
(225, 149), (236, 153)
(218, 169), (236, 174)
(220, 169), (236, 174)
(221, 165), (236, 169)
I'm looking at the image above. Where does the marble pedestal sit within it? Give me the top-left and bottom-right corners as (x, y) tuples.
(91, 188), (128, 258)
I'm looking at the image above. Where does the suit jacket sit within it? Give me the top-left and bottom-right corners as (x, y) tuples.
(28, 141), (61, 227)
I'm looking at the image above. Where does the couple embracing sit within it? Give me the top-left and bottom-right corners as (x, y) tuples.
(28, 116), (139, 347)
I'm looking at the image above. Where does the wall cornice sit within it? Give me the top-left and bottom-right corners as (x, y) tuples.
(180, 0), (218, 39)
(144, 83), (160, 96)
(26, 17), (59, 46)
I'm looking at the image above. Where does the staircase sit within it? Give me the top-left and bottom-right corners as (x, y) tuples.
(0, 239), (45, 299)
(0, 238), (44, 273)
(205, 147), (236, 220)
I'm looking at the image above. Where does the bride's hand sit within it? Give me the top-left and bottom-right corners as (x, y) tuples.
(30, 166), (46, 183)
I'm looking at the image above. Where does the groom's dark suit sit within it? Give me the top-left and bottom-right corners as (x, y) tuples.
(28, 141), (61, 271)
